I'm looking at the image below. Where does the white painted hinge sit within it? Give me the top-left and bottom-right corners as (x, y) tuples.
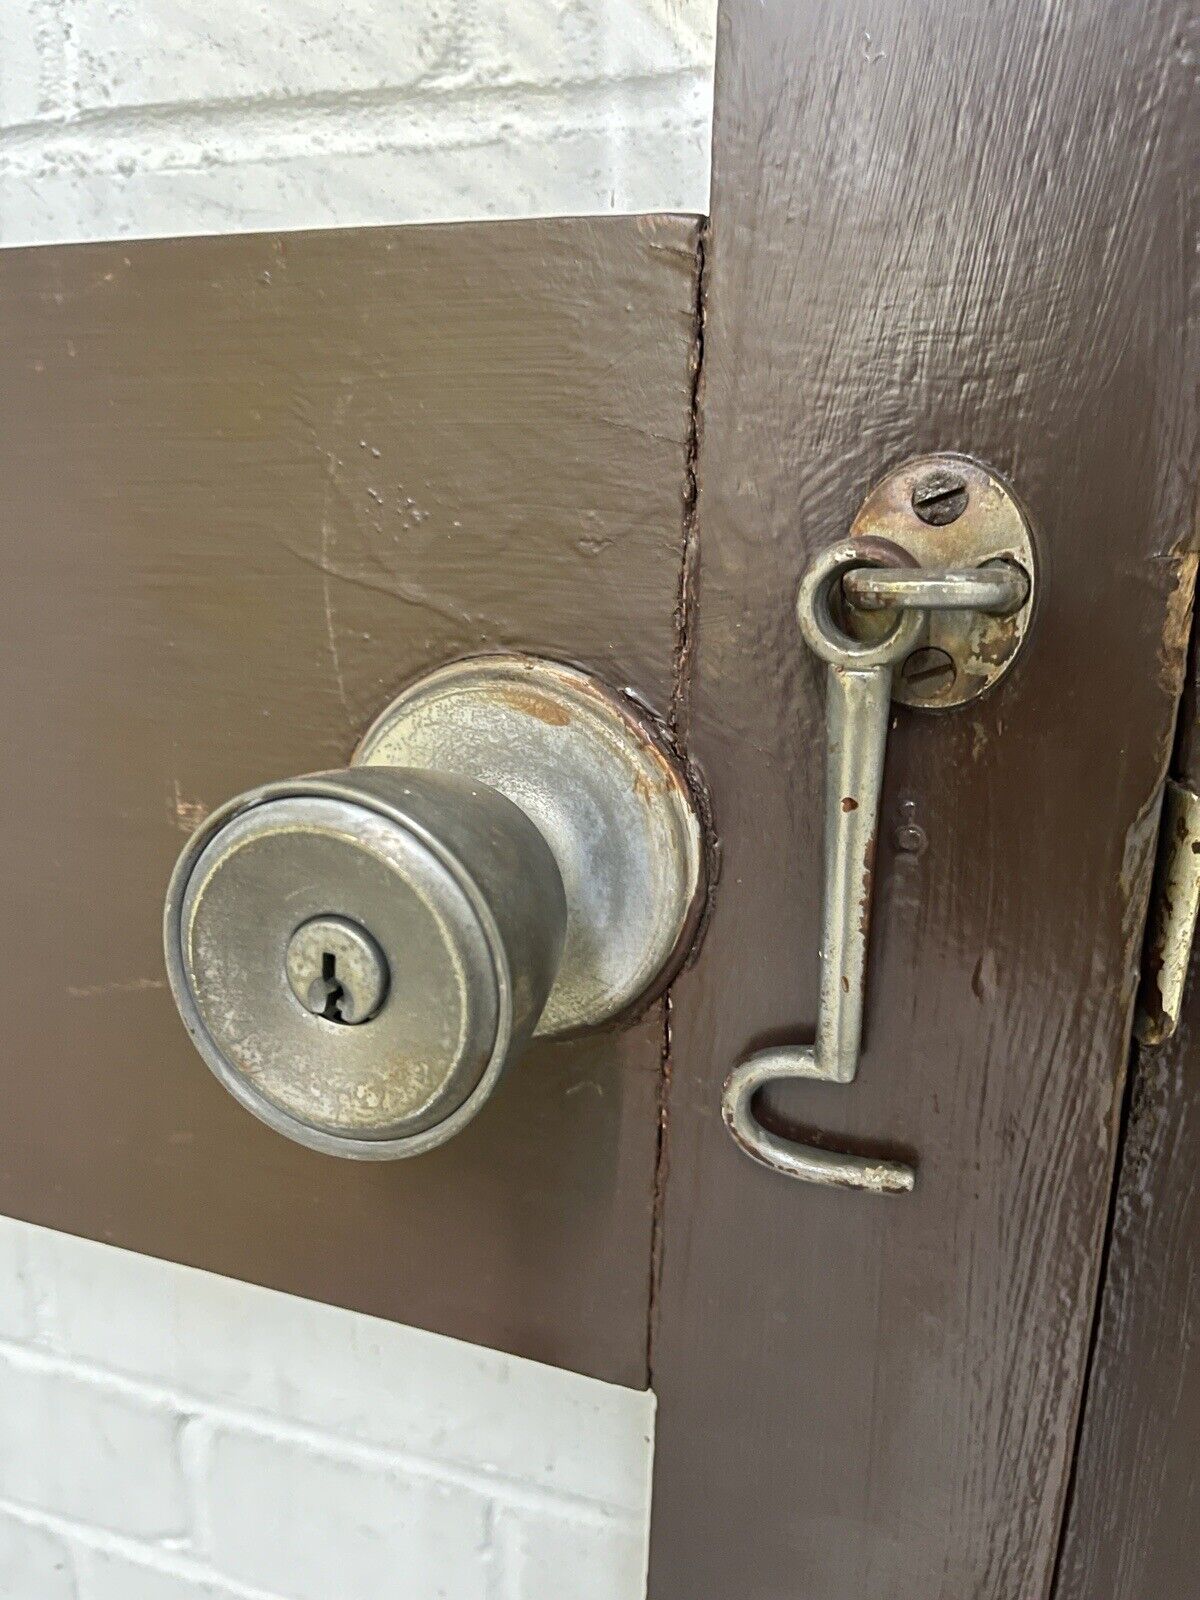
(1135, 778), (1200, 1045)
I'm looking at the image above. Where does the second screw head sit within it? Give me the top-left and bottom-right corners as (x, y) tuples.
(911, 468), (969, 526)
(899, 646), (957, 699)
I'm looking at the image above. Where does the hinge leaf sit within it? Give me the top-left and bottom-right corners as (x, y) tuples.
(1135, 778), (1200, 1045)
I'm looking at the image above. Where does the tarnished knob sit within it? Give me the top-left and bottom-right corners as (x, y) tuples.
(164, 655), (704, 1159)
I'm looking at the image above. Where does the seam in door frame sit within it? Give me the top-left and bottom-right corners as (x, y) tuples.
(648, 218), (708, 1384)
(1047, 558), (1200, 1597)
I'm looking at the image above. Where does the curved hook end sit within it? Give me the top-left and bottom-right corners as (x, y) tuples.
(722, 1054), (915, 1194)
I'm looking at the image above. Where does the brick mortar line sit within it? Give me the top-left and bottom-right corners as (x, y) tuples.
(481, 1501), (504, 1600)
(0, 68), (711, 174)
(0, 1495), (297, 1600)
(178, 1414), (214, 1563)
(0, 1335), (642, 1524)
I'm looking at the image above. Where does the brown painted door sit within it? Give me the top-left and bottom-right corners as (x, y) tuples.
(648, 0), (1197, 1596)
(0, 215), (702, 1388)
(1055, 629), (1200, 1599)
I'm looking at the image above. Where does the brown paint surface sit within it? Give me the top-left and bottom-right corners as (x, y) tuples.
(649, 0), (1196, 1594)
(1056, 957), (1200, 1597)
(0, 215), (702, 1386)
(1057, 601), (1200, 1596)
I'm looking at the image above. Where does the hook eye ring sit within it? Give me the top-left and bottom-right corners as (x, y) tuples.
(796, 539), (925, 670)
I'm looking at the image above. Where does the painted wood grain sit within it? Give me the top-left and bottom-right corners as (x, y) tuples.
(648, 0), (1197, 1592)
(0, 215), (702, 1386)
(1056, 596), (1200, 1597)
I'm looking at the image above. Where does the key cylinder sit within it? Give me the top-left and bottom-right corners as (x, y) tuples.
(285, 916), (390, 1025)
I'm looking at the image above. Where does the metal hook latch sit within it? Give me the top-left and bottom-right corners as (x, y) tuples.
(721, 455), (1036, 1193)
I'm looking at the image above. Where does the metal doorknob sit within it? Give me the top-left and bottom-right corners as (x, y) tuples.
(164, 655), (704, 1159)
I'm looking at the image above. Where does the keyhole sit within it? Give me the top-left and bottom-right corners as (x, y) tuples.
(308, 950), (349, 1023)
(285, 915), (390, 1026)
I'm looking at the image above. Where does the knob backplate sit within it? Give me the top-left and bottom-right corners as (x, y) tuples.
(355, 654), (705, 1036)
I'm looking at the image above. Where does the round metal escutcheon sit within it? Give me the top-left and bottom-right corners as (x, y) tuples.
(355, 654), (706, 1036)
(848, 454), (1037, 709)
(164, 768), (566, 1159)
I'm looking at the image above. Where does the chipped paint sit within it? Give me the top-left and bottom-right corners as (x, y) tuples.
(1135, 778), (1200, 1044)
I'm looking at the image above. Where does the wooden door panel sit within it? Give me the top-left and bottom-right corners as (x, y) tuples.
(0, 215), (702, 1386)
(648, 0), (1196, 1593)
(1056, 628), (1200, 1597)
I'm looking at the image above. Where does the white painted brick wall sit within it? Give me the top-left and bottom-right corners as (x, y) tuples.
(0, 1217), (656, 1599)
(0, 0), (717, 246)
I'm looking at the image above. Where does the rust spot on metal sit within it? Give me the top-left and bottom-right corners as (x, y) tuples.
(857, 830), (877, 937)
(494, 686), (571, 726)
(632, 767), (672, 803)
(969, 616), (1018, 667)
(841, 796), (858, 812)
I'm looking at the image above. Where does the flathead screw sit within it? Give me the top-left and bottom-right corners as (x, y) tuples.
(911, 468), (969, 526)
(899, 646), (956, 699)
